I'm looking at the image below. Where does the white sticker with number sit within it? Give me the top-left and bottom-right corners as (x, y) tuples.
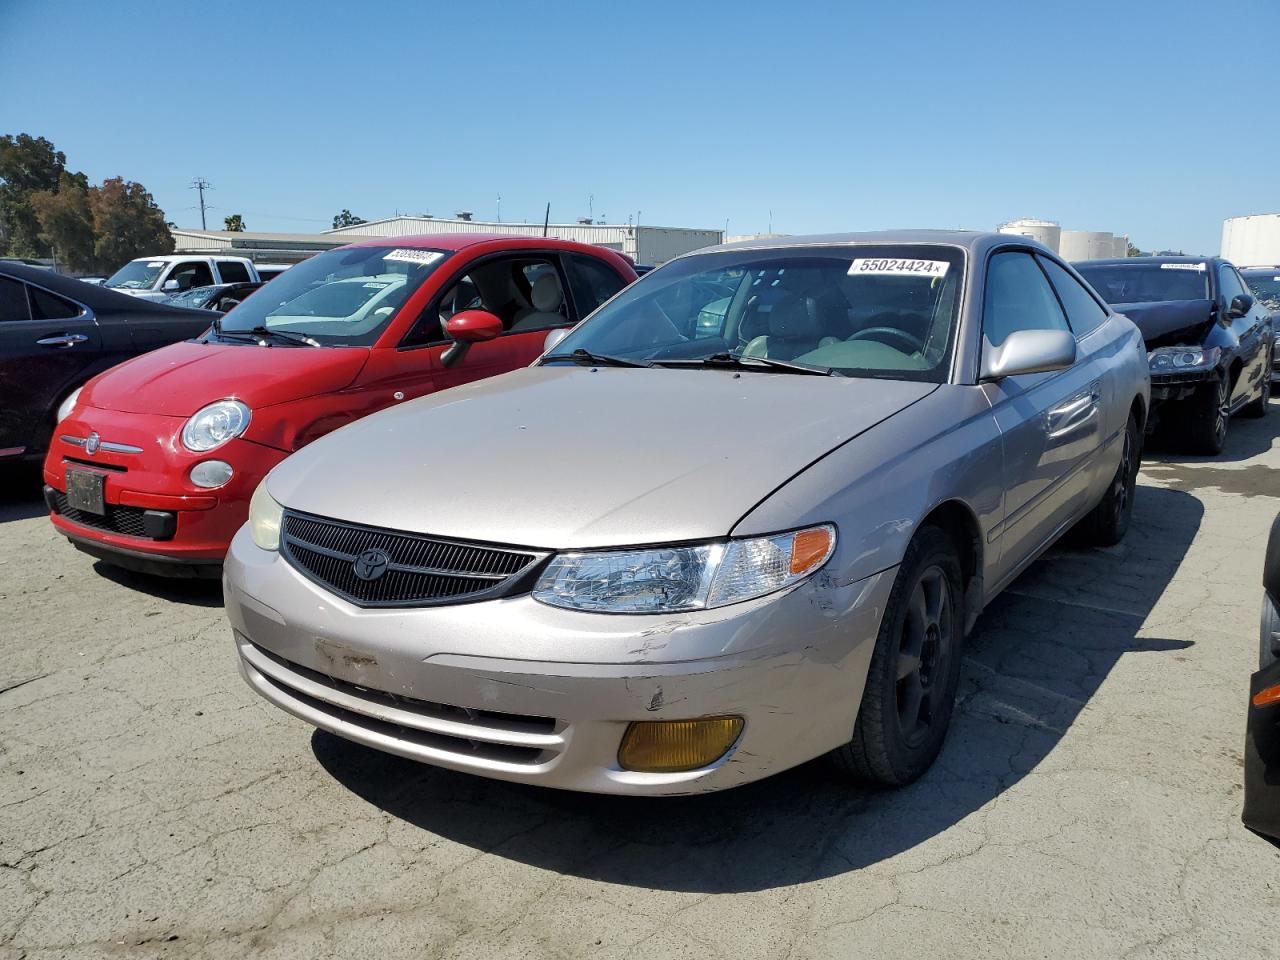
(384, 249), (443, 266)
(849, 258), (950, 278)
(147, 261), (165, 267)
(1160, 262), (1206, 271)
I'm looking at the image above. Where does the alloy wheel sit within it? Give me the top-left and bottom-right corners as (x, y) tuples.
(1213, 377), (1230, 444)
(896, 565), (954, 748)
(1113, 424), (1134, 524)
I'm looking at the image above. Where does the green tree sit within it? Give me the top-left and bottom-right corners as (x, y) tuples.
(332, 209), (366, 228)
(224, 213), (246, 232)
(0, 134), (66, 256)
(29, 171), (95, 271)
(1126, 241), (1143, 257)
(89, 177), (174, 271)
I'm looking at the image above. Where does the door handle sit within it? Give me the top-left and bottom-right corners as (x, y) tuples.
(36, 334), (89, 348)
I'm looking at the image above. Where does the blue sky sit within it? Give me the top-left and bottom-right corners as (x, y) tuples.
(1, 0), (1274, 253)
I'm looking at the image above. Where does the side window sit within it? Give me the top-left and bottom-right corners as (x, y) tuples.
(1218, 264), (1247, 305)
(28, 286), (81, 321)
(217, 260), (252, 283)
(170, 261), (214, 290)
(510, 260), (569, 331)
(1037, 256), (1108, 338)
(564, 254), (626, 318)
(982, 251), (1070, 348)
(0, 277), (31, 321)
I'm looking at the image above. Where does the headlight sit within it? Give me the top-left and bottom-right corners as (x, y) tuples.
(56, 387), (82, 423)
(1147, 346), (1220, 372)
(532, 524), (836, 613)
(181, 399), (251, 452)
(248, 481), (284, 551)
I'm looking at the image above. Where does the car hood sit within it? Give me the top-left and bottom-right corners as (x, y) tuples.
(1114, 299), (1215, 349)
(267, 366), (937, 549)
(82, 340), (370, 417)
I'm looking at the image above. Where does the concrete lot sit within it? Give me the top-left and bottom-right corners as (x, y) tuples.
(2, 411), (1279, 960)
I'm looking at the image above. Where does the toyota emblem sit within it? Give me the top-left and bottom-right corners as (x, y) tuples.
(352, 548), (391, 581)
(85, 432), (100, 455)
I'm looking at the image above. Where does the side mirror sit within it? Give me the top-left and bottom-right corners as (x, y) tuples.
(543, 328), (569, 353)
(162, 278), (181, 292)
(1228, 293), (1254, 319)
(445, 309), (503, 343)
(981, 329), (1077, 380)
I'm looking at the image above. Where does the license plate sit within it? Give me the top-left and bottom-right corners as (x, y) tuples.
(65, 468), (106, 515)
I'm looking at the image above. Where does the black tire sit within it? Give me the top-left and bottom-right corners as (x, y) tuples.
(828, 525), (964, 786)
(1241, 354), (1272, 419)
(1077, 410), (1140, 547)
(1178, 371), (1230, 455)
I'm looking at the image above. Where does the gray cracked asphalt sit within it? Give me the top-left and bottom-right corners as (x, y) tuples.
(3, 410), (1279, 960)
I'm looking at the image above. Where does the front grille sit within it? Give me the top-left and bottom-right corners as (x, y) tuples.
(52, 490), (154, 539)
(1150, 371), (1210, 385)
(280, 510), (547, 608)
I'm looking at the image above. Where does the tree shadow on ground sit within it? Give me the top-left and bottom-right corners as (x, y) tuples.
(314, 485), (1202, 893)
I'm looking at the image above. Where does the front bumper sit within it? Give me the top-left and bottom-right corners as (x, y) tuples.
(43, 407), (288, 570)
(1148, 368), (1216, 404)
(224, 526), (895, 795)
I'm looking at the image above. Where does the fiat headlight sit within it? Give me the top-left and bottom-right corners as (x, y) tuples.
(181, 399), (251, 452)
(248, 481), (284, 551)
(532, 525), (836, 613)
(56, 387), (82, 423)
(1147, 346), (1220, 372)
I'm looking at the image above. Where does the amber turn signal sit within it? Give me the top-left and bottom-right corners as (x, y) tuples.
(790, 527), (835, 575)
(1253, 683), (1280, 708)
(617, 716), (745, 773)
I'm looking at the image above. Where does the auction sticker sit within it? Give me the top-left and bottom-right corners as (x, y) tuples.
(849, 258), (950, 278)
(384, 249), (443, 266)
(1160, 262), (1206, 271)
(147, 261), (165, 267)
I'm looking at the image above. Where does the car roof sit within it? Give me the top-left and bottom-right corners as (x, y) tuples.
(698, 230), (1043, 258)
(340, 232), (625, 255)
(126, 254), (250, 263)
(1240, 266), (1280, 273)
(0, 260), (206, 314)
(1076, 256), (1218, 267)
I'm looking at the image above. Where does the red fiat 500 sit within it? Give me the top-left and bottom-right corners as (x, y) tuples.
(43, 234), (636, 577)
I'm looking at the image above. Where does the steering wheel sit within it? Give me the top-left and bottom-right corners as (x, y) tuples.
(847, 326), (925, 354)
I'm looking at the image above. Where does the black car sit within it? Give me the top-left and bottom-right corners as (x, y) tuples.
(1244, 512), (1280, 845)
(1240, 267), (1280, 386)
(162, 281), (264, 312)
(1076, 257), (1272, 454)
(0, 262), (213, 463)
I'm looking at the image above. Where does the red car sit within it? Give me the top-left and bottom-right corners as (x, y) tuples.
(43, 234), (636, 577)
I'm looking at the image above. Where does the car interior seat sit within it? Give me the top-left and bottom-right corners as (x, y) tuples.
(510, 273), (565, 330)
(741, 293), (838, 360)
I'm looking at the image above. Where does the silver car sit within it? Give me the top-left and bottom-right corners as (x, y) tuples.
(224, 231), (1150, 795)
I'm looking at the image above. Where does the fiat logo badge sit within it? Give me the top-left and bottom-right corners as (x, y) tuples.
(85, 432), (100, 455)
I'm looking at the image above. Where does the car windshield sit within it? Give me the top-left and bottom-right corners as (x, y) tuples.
(1075, 263), (1210, 304)
(164, 285), (221, 309)
(104, 260), (166, 290)
(544, 244), (965, 382)
(216, 245), (451, 346)
(1243, 273), (1280, 310)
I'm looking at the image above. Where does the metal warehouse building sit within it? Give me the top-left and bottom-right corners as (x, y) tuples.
(171, 229), (350, 264)
(1221, 214), (1280, 267)
(324, 216), (723, 265)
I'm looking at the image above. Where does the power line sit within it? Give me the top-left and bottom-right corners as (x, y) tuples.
(190, 177), (213, 230)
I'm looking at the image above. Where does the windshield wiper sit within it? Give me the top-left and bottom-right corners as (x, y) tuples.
(542, 348), (650, 368)
(212, 324), (321, 347)
(651, 352), (834, 376)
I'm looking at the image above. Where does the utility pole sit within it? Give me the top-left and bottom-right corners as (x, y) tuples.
(190, 177), (212, 230)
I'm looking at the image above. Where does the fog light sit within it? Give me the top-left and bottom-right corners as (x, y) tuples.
(191, 460), (233, 489)
(617, 716), (744, 773)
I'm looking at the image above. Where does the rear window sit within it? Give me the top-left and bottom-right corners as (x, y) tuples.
(217, 260), (252, 283)
(1075, 263), (1210, 304)
(1243, 273), (1280, 309)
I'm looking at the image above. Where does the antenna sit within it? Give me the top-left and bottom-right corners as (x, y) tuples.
(542, 202), (550, 237)
(588, 194), (594, 222)
(496, 192), (502, 223)
(190, 177), (212, 230)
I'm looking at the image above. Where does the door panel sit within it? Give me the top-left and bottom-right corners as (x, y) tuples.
(0, 282), (102, 454)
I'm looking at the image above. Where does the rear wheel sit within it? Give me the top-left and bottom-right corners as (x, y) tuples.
(1178, 372), (1230, 455)
(1242, 354), (1272, 419)
(1077, 411), (1139, 547)
(828, 525), (964, 786)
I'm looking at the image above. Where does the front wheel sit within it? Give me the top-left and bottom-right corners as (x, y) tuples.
(1077, 411), (1140, 547)
(828, 525), (964, 786)
(1178, 372), (1230, 455)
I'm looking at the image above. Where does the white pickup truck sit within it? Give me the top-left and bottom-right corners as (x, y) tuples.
(102, 255), (261, 301)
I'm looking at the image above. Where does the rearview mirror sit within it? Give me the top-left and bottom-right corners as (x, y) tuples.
(981, 329), (1077, 380)
(1228, 293), (1254, 319)
(543, 328), (569, 353)
(445, 309), (503, 343)
(162, 278), (180, 292)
